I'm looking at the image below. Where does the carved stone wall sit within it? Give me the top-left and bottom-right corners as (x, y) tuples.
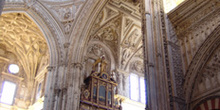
(165, 18), (186, 110)
(169, 0), (220, 72)
(168, 1), (220, 110)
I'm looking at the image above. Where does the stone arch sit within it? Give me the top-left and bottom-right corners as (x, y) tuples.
(68, 0), (108, 64)
(3, 2), (65, 66)
(193, 96), (220, 110)
(124, 46), (143, 71)
(184, 25), (220, 106)
(2, 3), (64, 109)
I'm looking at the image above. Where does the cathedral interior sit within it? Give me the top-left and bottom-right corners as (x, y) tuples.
(0, 0), (219, 110)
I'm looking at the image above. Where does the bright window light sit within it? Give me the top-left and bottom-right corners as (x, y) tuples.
(0, 81), (16, 105)
(163, 0), (185, 13)
(140, 77), (146, 104)
(8, 64), (19, 74)
(130, 73), (139, 101)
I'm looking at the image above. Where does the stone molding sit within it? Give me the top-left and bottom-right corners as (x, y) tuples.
(168, 0), (219, 37)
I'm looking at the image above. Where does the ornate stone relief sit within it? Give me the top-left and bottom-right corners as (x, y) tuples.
(134, 48), (144, 59)
(179, 10), (220, 69)
(168, 41), (185, 99)
(121, 27), (142, 68)
(168, 0), (220, 72)
(87, 44), (105, 59)
(104, 6), (119, 22)
(88, 0), (142, 71)
(124, 18), (133, 33)
(42, 0), (85, 35)
(192, 46), (220, 100)
(83, 0), (143, 101)
(90, 16), (121, 62)
(130, 60), (144, 74)
(90, 7), (119, 36)
(169, 0), (219, 36)
(108, 0), (141, 17)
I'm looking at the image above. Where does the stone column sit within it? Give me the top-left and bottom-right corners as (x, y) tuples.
(43, 66), (57, 110)
(66, 63), (82, 110)
(142, 0), (171, 110)
(59, 43), (70, 110)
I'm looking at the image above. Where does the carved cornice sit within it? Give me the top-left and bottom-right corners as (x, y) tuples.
(168, 0), (220, 37)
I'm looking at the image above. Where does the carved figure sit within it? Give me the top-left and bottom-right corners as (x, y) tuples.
(92, 56), (107, 73)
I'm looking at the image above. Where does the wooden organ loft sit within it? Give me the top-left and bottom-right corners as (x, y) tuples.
(80, 56), (122, 110)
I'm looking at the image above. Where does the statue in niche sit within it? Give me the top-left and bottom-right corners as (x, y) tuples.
(92, 56), (107, 73)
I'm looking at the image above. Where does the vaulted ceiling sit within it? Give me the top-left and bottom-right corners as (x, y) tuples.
(0, 12), (49, 85)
